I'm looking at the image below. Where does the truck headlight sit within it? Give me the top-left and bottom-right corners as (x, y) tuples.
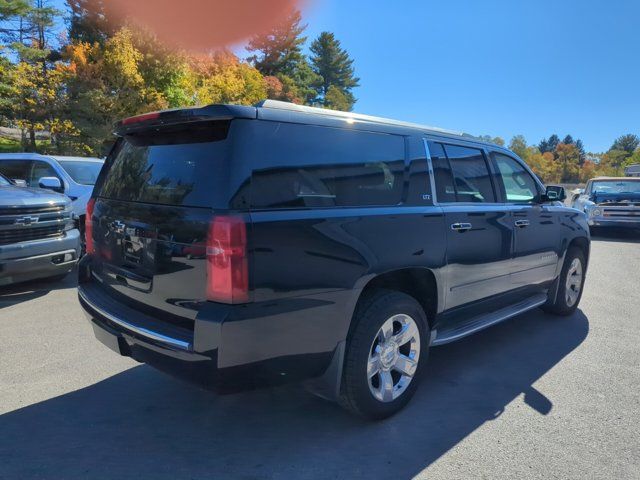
(585, 204), (599, 217)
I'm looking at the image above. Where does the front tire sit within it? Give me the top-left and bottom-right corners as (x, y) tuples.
(543, 247), (586, 316)
(339, 290), (429, 420)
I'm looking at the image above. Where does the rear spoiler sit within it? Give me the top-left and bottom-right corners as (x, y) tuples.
(114, 104), (257, 136)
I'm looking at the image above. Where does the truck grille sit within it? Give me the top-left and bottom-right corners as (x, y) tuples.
(0, 205), (64, 216)
(0, 225), (65, 245)
(601, 205), (640, 219)
(0, 204), (69, 245)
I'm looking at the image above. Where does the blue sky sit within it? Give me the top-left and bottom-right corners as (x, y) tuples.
(295, 0), (639, 152)
(51, 0), (638, 153)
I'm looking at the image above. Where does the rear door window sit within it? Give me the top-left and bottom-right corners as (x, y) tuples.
(250, 124), (406, 208)
(443, 144), (496, 203)
(427, 141), (456, 202)
(99, 121), (230, 208)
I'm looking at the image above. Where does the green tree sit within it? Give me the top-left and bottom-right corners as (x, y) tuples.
(67, 0), (112, 44)
(246, 10), (319, 105)
(0, 0), (63, 150)
(575, 139), (586, 165)
(508, 135), (528, 158)
(555, 143), (580, 182)
(478, 135), (505, 146)
(309, 31), (359, 110)
(610, 134), (639, 154)
(0, 0), (32, 47)
(247, 9), (306, 78)
(0, 49), (13, 121)
(538, 134), (560, 154)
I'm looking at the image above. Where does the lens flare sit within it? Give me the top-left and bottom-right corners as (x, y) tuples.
(106, 0), (306, 51)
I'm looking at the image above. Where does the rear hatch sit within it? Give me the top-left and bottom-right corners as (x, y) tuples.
(90, 120), (234, 330)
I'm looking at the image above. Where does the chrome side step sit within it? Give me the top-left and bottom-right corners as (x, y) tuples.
(431, 293), (548, 346)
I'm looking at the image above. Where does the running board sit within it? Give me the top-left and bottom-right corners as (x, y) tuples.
(431, 293), (548, 346)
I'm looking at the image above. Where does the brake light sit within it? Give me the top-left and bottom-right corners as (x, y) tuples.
(122, 111), (160, 125)
(206, 216), (249, 304)
(85, 198), (95, 255)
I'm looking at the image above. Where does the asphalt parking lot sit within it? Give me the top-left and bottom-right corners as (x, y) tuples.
(1, 231), (639, 480)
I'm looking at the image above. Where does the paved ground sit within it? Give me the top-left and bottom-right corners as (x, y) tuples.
(1, 231), (639, 480)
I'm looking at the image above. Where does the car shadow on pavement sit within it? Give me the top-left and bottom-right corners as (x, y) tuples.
(0, 309), (589, 480)
(0, 271), (77, 309)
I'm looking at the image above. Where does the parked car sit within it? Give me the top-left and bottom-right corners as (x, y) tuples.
(571, 177), (640, 231)
(0, 153), (104, 230)
(624, 164), (640, 177)
(77, 100), (590, 419)
(0, 173), (80, 286)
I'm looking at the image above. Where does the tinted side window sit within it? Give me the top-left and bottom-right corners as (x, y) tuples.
(427, 141), (456, 202)
(492, 153), (539, 203)
(0, 160), (31, 183)
(444, 145), (496, 203)
(251, 125), (405, 208)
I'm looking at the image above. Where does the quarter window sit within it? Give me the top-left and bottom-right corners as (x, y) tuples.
(250, 125), (406, 208)
(492, 153), (539, 203)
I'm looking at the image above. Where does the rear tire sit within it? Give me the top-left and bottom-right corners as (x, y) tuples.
(339, 290), (429, 420)
(543, 247), (586, 316)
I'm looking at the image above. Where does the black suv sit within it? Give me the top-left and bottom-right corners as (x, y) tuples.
(78, 100), (590, 419)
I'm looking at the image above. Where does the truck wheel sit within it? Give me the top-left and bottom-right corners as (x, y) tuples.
(543, 247), (586, 316)
(339, 290), (429, 420)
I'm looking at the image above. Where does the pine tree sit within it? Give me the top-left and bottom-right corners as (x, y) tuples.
(538, 134), (560, 154)
(309, 31), (359, 110)
(610, 134), (640, 154)
(246, 9), (320, 104)
(575, 139), (586, 165)
(67, 0), (113, 44)
(247, 10), (306, 78)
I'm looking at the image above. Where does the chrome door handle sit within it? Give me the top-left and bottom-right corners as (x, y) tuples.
(451, 222), (472, 232)
(515, 219), (530, 228)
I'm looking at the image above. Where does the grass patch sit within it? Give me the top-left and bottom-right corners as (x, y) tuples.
(0, 136), (21, 153)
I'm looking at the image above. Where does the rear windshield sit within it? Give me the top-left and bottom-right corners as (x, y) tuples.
(58, 161), (103, 185)
(99, 121), (230, 207)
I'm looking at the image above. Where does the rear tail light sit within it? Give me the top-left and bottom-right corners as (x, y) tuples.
(206, 215), (249, 304)
(85, 198), (95, 255)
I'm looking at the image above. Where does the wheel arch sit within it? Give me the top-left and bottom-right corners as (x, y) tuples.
(350, 267), (440, 335)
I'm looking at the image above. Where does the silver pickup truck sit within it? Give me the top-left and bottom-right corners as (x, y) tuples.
(571, 177), (640, 230)
(0, 173), (80, 286)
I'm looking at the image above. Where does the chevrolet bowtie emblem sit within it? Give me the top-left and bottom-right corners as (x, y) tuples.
(14, 216), (39, 226)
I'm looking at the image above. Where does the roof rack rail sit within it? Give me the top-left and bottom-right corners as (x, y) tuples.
(255, 99), (478, 140)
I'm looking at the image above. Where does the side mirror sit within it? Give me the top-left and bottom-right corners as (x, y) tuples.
(544, 185), (566, 202)
(575, 188), (585, 195)
(12, 179), (27, 187)
(38, 176), (63, 192)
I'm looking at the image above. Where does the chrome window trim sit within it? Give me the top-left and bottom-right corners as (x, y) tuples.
(422, 138), (438, 205)
(78, 287), (192, 351)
